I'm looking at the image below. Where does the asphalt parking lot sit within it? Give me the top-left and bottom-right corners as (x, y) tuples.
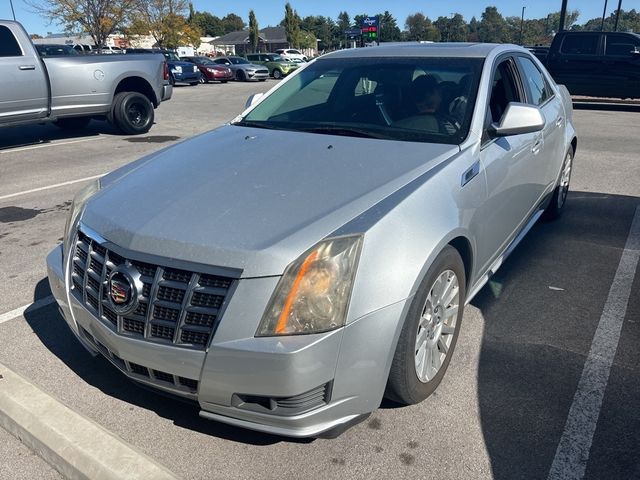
(0, 81), (639, 480)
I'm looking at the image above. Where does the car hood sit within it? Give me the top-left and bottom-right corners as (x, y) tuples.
(83, 125), (458, 277)
(169, 60), (195, 68)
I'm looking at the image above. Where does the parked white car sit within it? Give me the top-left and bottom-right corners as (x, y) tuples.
(275, 48), (308, 62)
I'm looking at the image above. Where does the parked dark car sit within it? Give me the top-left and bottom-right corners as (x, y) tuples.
(180, 56), (234, 83)
(543, 31), (640, 99)
(127, 48), (201, 86)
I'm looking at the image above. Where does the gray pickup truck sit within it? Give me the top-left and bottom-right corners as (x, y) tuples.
(0, 20), (172, 134)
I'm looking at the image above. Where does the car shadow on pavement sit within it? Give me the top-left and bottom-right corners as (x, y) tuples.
(572, 102), (640, 113)
(0, 120), (119, 151)
(24, 280), (308, 446)
(471, 191), (640, 479)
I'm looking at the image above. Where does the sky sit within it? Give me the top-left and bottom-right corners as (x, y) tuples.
(2, 0), (638, 37)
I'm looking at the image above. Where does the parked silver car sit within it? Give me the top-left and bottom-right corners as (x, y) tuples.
(212, 56), (269, 81)
(47, 43), (576, 438)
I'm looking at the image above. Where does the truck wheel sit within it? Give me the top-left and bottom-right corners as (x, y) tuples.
(54, 117), (91, 130)
(112, 92), (154, 135)
(386, 246), (465, 405)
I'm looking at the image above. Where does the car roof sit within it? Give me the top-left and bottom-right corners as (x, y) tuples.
(324, 43), (515, 59)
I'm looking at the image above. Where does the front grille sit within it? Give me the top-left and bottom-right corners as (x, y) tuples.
(275, 383), (331, 413)
(70, 228), (236, 350)
(257, 69), (268, 75)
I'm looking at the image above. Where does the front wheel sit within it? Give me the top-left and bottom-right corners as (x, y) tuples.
(199, 76), (207, 84)
(272, 69), (282, 79)
(543, 148), (573, 221)
(236, 70), (246, 82)
(386, 246), (466, 405)
(112, 92), (154, 135)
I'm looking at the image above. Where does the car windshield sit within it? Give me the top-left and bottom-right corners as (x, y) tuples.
(163, 52), (180, 61)
(194, 57), (215, 65)
(269, 55), (285, 62)
(236, 57), (483, 145)
(230, 57), (249, 65)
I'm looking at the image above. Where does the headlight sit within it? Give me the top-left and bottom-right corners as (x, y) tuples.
(207, 68), (216, 73)
(63, 179), (101, 255)
(173, 66), (182, 73)
(193, 65), (198, 72)
(256, 235), (363, 336)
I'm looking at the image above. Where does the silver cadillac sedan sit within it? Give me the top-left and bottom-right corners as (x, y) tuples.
(47, 43), (576, 438)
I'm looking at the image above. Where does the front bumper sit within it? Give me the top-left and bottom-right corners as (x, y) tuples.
(245, 70), (269, 81)
(172, 71), (201, 83)
(47, 243), (407, 437)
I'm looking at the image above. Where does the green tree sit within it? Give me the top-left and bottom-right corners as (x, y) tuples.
(129, 0), (201, 48)
(28, 0), (136, 50)
(284, 3), (300, 47)
(378, 11), (401, 41)
(248, 10), (259, 52)
(449, 13), (468, 41)
(191, 10), (223, 37)
(405, 13), (440, 41)
(468, 16), (480, 42)
(337, 11), (350, 33)
(221, 13), (245, 33)
(478, 6), (509, 43)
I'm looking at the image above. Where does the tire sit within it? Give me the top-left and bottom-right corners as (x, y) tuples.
(112, 91), (154, 135)
(199, 76), (207, 84)
(189, 81), (199, 86)
(272, 69), (282, 79)
(169, 74), (175, 86)
(221, 80), (228, 83)
(386, 246), (466, 405)
(543, 148), (573, 221)
(54, 117), (91, 130)
(236, 70), (246, 82)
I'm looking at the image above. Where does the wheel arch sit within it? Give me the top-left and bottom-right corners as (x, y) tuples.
(114, 76), (158, 107)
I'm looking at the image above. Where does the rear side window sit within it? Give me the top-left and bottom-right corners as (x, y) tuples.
(518, 57), (553, 106)
(0, 26), (22, 57)
(605, 34), (640, 56)
(561, 34), (599, 55)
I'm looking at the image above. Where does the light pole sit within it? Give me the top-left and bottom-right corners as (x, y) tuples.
(9, 0), (16, 20)
(519, 6), (526, 45)
(614, 0), (623, 31)
(601, 0), (609, 31)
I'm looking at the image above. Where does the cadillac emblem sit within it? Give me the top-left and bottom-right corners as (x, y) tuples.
(107, 268), (140, 315)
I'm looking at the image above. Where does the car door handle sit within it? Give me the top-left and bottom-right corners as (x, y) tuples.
(555, 116), (564, 127)
(532, 137), (543, 155)
(19, 65), (36, 70)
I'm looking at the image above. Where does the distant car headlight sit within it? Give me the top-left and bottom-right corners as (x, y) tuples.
(206, 68), (216, 73)
(256, 235), (363, 336)
(173, 66), (182, 73)
(193, 65), (198, 72)
(63, 179), (101, 256)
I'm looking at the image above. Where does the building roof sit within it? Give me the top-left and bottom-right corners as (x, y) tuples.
(212, 26), (287, 45)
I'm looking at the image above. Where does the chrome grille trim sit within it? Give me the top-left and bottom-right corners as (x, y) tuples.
(70, 224), (240, 350)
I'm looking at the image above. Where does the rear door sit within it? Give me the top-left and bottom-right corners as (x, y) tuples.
(548, 33), (603, 96)
(603, 33), (640, 98)
(515, 54), (564, 192)
(0, 24), (48, 123)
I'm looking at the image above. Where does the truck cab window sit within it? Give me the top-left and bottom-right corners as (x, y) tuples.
(0, 26), (22, 57)
(605, 34), (640, 56)
(561, 34), (599, 55)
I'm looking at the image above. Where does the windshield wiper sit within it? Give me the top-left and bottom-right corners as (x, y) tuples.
(233, 120), (286, 131)
(298, 126), (388, 139)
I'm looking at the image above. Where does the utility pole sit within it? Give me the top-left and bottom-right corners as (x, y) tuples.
(614, 0), (623, 31)
(601, 0), (609, 31)
(9, 0), (16, 20)
(519, 7), (526, 45)
(559, 0), (568, 31)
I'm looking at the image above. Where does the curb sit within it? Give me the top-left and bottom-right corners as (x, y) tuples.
(0, 362), (178, 479)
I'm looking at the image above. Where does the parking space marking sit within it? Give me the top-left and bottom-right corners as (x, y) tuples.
(0, 136), (102, 155)
(548, 205), (640, 480)
(0, 296), (55, 325)
(0, 174), (103, 202)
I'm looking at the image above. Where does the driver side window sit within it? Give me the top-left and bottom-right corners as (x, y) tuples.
(489, 60), (521, 124)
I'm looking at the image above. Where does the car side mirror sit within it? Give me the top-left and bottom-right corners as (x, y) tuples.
(489, 103), (545, 137)
(245, 93), (264, 109)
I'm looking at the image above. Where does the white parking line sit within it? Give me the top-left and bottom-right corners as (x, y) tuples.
(0, 296), (55, 325)
(0, 174), (103, 202)
(0, 136), (102, 155)
(548, 205), (640, 480)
